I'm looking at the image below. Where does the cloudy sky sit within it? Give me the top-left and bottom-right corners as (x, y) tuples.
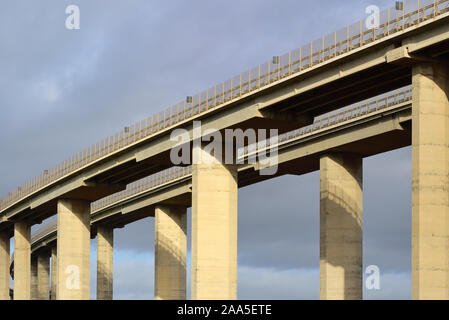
(0, 0), (412, 299)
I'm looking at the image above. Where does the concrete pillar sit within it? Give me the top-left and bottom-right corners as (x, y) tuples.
(51, 246), (57, 300)
(31, 257), (38, 300)
(97, 226), (113, 300)
(56, 199), (90, 300)
(13, 222), (31, 300)
(155, 205), (187, 300)
(320, 153), (363, 300)
(412, 62), (449, 300)
(191, 145), (238, 300)
(0, 232), (10, 300)
(37, 251), (50, 300)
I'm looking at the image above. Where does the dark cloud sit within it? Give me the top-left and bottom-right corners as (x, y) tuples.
(1, 0), (411, 299)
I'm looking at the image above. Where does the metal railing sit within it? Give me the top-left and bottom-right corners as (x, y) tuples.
(90, 166), (192, 213)
(1, 0), (446, 212)
(241, 87), (412, 157)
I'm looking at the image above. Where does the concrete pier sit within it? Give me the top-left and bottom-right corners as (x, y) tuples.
(31, 257), (38, 300)
(97, 226), (113, 300)
(412, 62), (449, 300)
(154, 205), (187, 300)
(0, 232), (9, 300)
(191, 145), (238, 300)
(320, 153), (363, 300)
(51, 246), (57, 300)
(14, 222), (31, 300)
(37, 250), (50, 300)
(56, 199), (91, 300)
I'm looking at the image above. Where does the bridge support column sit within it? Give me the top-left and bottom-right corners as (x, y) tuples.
(13, 222), (31, 300)
(51, 246), (57, 300)
(37, 250), (50, 300)
(412, 62), (449, 300)
(56, 199), (90, 300)
(97, 226), (113, 300)
(31, 257), (38, 300)
(191, 145), (238, 300)
(320, 153), (363, 300)
(155, 205), (187, 300)
(0, 232), (10, 300)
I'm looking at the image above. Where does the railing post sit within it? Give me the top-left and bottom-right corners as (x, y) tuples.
(277, 59), (280, 79)
(288, 51), (291, 75)
(387, 8), (391, 36)
(418, 0), (421, 23)
(310, 42), (313, 67)
(230, 78), (233, 100)
(347, 26), (350, 50)
(322, 36), (325, 62)
(403, 3), (405, 29)
(267, 61), (270, 84)
(360, 20), (363, 46)
(239, 74), (242, 97)
(334, 32), (337, 56)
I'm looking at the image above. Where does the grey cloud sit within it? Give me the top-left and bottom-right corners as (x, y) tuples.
(1, 0), (412, 299)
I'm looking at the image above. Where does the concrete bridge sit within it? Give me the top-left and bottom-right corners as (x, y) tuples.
(1, 0), (449, 300)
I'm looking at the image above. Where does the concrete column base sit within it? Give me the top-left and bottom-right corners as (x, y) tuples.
(191, 145), (238, 300)
(97, 226), (113, 300)
(31, 257), (38, 300)
(51, 246), (57, 300)
(320, 153), (363, 300)
(56, 199), (91, 300)
(412, 62), (449, 299)
(155, 205), (187, 300)
(14, 222), (31, 300)
(0, 232), (10, 300)
(38, 250), (50, 300)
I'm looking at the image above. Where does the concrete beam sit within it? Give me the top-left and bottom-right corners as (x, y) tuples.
(13, 222), (31, 300)
(191, 145), (238, 300)
(154, 205), (187, 300)
(56, 199), (90, 300)
(320, 153), (363, 300)
(385, 46), (412, 65)
(412, 62), (449, 300)
(0, 232), (9, 300)
(97, 226), (113, 300)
